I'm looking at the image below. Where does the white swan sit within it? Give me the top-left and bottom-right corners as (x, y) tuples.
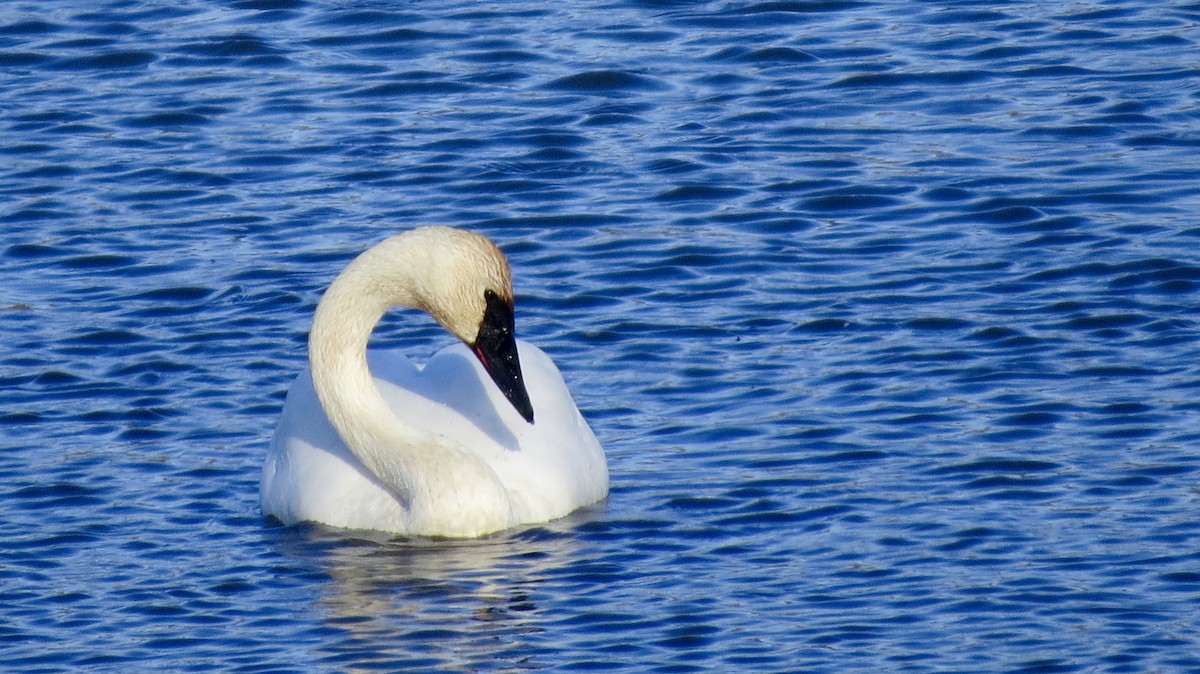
(261, 226), (608, 538)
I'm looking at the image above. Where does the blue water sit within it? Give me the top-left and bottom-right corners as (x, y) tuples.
(3, 0), (1200, 671)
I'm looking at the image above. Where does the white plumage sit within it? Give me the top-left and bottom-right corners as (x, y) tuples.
(261, 227), (608, 537)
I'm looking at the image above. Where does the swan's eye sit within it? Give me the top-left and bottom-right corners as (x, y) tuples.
(477, 289), (516, 346)
(481, 289), (513, 336)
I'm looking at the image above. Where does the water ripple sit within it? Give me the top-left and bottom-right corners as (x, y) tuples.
(2, 0), (1200, 671)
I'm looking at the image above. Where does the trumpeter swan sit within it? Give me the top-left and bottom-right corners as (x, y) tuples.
(261, 227), (608, 537)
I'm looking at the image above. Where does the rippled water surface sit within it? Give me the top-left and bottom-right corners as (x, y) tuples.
(4, 1), (1200, 671)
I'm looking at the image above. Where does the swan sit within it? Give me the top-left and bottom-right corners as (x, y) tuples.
(261, 226), (608, 537)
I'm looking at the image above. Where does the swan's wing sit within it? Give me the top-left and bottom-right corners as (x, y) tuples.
(508, 341), (609, 510)
(381, 340), (607, 517)
(262, 365), (411, 530)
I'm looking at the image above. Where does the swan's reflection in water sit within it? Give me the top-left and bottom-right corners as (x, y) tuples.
(270, 506), (607, 671)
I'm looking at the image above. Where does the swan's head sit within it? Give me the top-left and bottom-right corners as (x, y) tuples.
(395, 227), (536, 424)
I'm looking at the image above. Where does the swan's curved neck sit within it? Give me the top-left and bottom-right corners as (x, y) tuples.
(306, 240), (511, 535)
(308, 244), (415, 481)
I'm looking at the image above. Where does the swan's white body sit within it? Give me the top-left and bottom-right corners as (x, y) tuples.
(260, 227), (608, 538)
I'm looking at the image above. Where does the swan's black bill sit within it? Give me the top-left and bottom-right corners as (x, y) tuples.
(473, 290), (535, 424)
